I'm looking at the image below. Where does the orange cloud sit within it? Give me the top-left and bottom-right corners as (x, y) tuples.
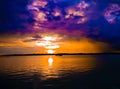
(56, 39), (109, 53)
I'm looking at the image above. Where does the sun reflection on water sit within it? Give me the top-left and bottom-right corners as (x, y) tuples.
(0, 56), (96, 80)
(48, 56), (53, 66)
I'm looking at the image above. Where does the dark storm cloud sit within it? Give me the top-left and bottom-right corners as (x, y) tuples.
(0, 0), (35, 33)
(0, 0), (119, 34)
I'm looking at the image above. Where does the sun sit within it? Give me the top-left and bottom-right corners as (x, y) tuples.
(35, 34), (61, 54)
(47, 49), (55, 54)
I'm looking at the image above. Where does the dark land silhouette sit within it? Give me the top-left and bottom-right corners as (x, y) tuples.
(1, 53), (120, 56)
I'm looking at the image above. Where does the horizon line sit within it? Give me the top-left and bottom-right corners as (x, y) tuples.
(1, 52), (120, 57)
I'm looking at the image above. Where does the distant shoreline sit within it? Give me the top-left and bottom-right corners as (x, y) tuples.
(0, 53), (120, 57)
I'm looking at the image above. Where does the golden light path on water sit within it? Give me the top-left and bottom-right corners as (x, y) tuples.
(0, 56), (96, 80)
(48, 56), (54, 66)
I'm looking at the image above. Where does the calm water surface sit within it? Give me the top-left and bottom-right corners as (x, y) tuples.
(0, 55), (120, 89)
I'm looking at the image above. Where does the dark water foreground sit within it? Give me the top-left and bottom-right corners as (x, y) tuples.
(0, 55), (120, 89)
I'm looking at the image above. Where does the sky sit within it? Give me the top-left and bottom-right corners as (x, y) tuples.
(0, 0), (120, 54)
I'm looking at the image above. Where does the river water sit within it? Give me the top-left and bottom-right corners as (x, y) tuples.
(0, 55), (120, 89)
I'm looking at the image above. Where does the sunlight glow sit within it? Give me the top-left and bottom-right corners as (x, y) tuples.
(45, 45), (60, 49)
(43, 36), (56, 41)
(35, 35), (61, 53)
(36, 41), (51, 46)
(47, 49), (55, 54)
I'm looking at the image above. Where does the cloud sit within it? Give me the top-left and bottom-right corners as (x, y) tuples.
(104, 4), (120, 24)
(0, 34), (110, 54)
(27, 0), (96, 30)
(0, 0), (34, 33)
(0, 0), (120, 53)
(56, 38), (110, 53)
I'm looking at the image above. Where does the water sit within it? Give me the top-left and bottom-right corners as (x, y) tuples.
(0, 55), (120, 89)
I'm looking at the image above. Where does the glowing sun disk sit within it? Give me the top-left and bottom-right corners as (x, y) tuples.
(47, 49), (55, 54)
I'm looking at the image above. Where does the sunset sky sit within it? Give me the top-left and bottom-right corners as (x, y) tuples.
(0, 0), (120, 54)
